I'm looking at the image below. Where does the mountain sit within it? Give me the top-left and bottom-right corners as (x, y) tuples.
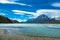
(11, 20), (19, 23)
(55, 17), (60, 20)
(25, 14), (56, 23)
(0, 15), (19, 23)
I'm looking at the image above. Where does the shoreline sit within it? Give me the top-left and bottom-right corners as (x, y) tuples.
(0, 34), (60, 40)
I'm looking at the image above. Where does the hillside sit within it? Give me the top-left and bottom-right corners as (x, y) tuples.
(0, 15), (19, 23)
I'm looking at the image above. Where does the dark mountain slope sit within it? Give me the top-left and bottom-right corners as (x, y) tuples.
(0, 15), (19, 23)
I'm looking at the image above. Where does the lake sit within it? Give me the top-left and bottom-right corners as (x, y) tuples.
(0, 24), (60, 37)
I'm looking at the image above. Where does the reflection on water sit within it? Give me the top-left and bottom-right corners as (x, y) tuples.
(0, 24), (60, 37)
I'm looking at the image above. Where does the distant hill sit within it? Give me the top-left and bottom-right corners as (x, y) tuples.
(0, 15), (19, 23)
(25, 14), (60, 23)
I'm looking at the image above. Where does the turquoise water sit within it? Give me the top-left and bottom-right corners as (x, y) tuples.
(0, 24), (60, 37)
(18, 24), (60, 37)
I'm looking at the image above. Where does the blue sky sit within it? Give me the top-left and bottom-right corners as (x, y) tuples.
(0, 0), (60, 22)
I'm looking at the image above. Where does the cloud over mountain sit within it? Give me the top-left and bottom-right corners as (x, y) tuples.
(36, 9), (60, 19)
(0, 0), (60, 22)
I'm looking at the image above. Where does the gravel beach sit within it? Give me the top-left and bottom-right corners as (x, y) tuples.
(0, 34), (60, 40)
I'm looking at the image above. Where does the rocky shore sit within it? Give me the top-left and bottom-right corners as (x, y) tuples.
(0, 29), (60, 40)
(0, 34), (60, 40)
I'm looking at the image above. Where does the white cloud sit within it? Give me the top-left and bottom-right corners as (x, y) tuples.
(12, 9), (60, 20)
(12, 10), (38, 18)
(8, 0), (19, 1)
(0, 0), (32, 7)
(0, 9), (8, 16)
(12, 10), (35, 14)
(51, 2), (60, 7)
(10, 18), (27, 22)
(36, 9), (60, 20)
(0, 13), (6, 16)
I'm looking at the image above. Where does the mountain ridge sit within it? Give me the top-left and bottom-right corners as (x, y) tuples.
(0, 15), (19, 23)
(25, 14), (60, 23)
